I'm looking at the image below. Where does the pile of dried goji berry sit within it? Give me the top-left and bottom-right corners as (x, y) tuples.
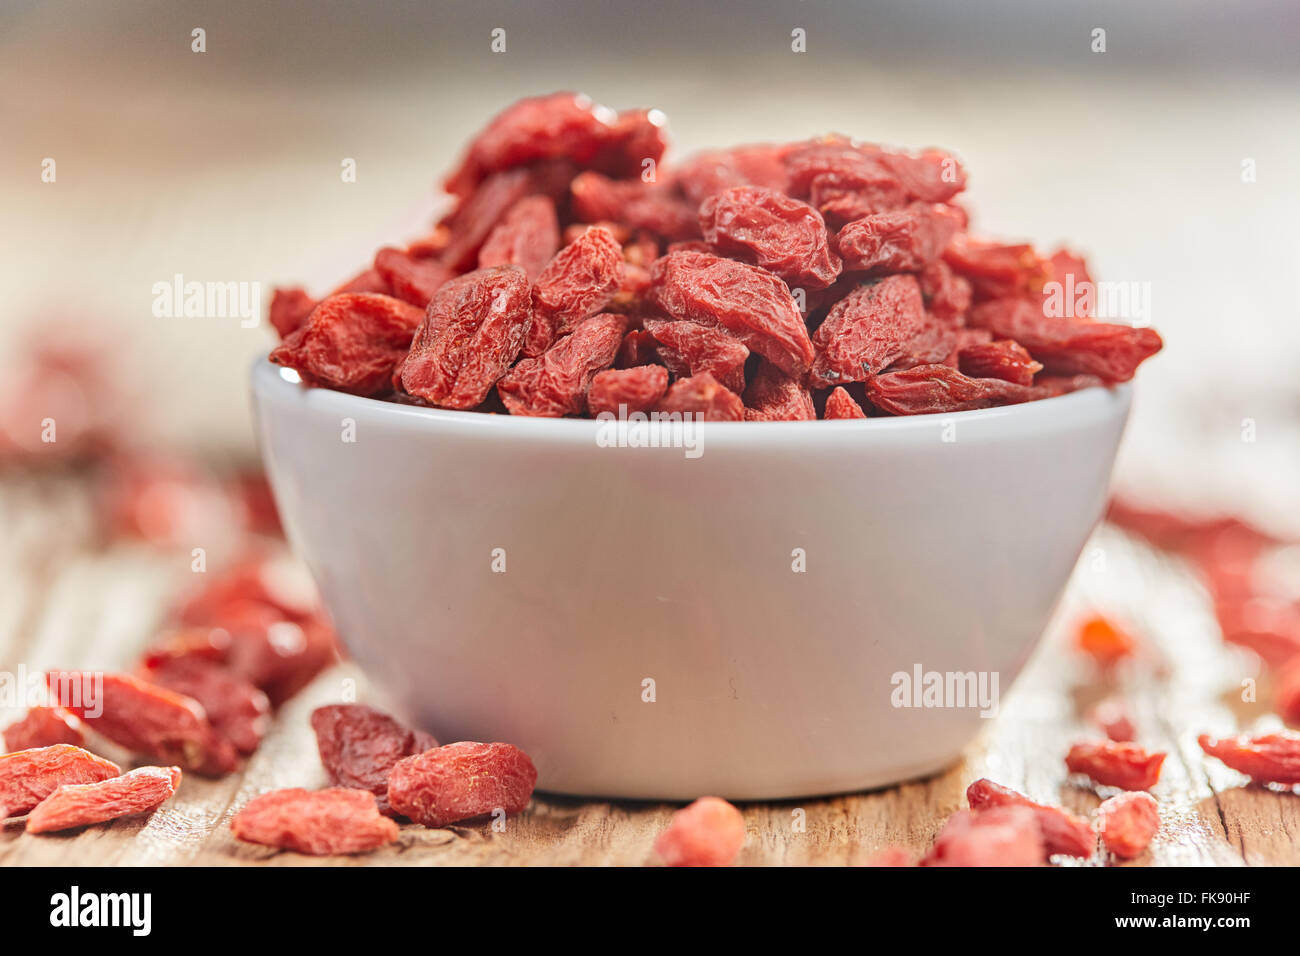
(268, 92), (1163, 420)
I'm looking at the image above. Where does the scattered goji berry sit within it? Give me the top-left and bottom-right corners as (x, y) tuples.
(650, 250), (814, 377)
(1276, 659), (1300, 726)
(965, 778), (1095, 859)
(231, 787), (400, 855)
(958, 338), (1043, 386)
(1091, 697), (1137, 743)
(310, 704), (437, 817)
(699, 185), (841, 289)
(0, 745), (120, 818)
(46, 671), (238, 777)
(1096, 790), (1159, 859)
(140, 657), (271, 756)
(26, 765), (181, 834)
(866, 364), (1035, 415)
(587, 365), (670, 416)
(498, 312), (628, 416)
(269, 293), (425, 397)
(1216, 597), (1300, 666)
(1074, 614), (1138, 666)
(1198, 730), (1300, 783)
(524, 226), (624, 356)
(653, 796), (746, 867)
(477, 196), (561, 281)
(642, 316), (749, 393)
(386, 742), (537, 828)
(1065, 740), (1165, 791)
(654, 372), (745, 421)
(822, 386), (867, 419)
(3, 706), (84, 753)
(401, 265), (533, 409)
(920, 806), (1044, 867)
(809, 275), (927, 386)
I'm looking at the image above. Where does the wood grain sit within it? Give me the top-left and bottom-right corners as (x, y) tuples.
(1, 474), (1296, 866)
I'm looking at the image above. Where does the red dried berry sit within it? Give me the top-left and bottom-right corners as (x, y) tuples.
(231, 787), (400, 855)
(401, 265), (533, 409)
(268, 287), (317, 340)
(968, 298), (1163, 384)
(269, 293), (425, 396)
(784, 139), (909, 224)
(26, 765), (181, 834)
(587, 365), (670, 416)
(742, 362), (816, 421)
(676, 143), (792, 205)
(498, 312), (628, 417)
(866, 364), (1036, 416)
(642, 316), (749, 394)
(810, 275), (927, 386)
(140, 657), (271, 756)
(1216, 597), (1300, 667)
(699, 185), (841, 290)
(310, 704), (437, 817)
(593, 108), (669, 179)
(921, 806), (1044, 867)
(570, 171), (700, 243)
(615, 328), (660, 369)
(1198, 730), (1300, 784)
(477, 195), (561, 281)
(944, 237), (1049, 301)
(46, 671), (238, 777)
(373, 247), (452, 308)
(649, 250), (814, 377)
(1096, 790), (1159, 859)
(329, 267), (391, 296)
(1091, 697), (1138, 743)
(958, 339), (1043, 386)
(654, 796), (746, 867)
(654, 372), (745, 421)
(3, 706), (84, 753)
(386, 742), (538, 828)
(0, 745), (121, 818)
(1065, 740), (1165, 791)
(1074, 614), (1138, 667)
(1276, 659), (1300, 726)
(835, 203), (963, 275)
(875, 147), (967, 203)
(524, 226), (624, 356)
(918, 260), (972, 323)
(822, 386), (867, 419)
(965, 778), (1095, 859)
(885, 314), (966, 371)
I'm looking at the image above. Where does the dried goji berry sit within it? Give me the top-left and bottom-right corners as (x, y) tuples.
(1091, 697), (1137, 743)
(386, 742), (537, 828)
(268, 287), (317, 340)
(918, 260), (972, 323)
(742, 361), (816, 421)
(3, 706), (84, 753)
(524, 226), (624, 356)
(835, 203), (963, 275)
(1074, 614), (1138, 666)
(884, 314), (965, 372)
(1276, 659), (1300, 726)
(649, 250), (814, 377)
(1198, 730), (1300, 783)
(822, 386), (867, 419)
(46, 671), (238, 777)
(1216, 597), (1300, 666)
(866, 364), (1035, 415)
(140, 657), (271, 756)
(642, 316), (749, 393)
(231, 787), (399, 855)
(654, 796), (746, 867)
(477, 195), (561, 281)
(593, 108), (669, 179)
(310, 704), (437, 817)
(26, 765), (181, 834)
(269, 293), (425, 397)
(965, 778), (1095, 859)
(1065, 740), (1165, 791)
(498, 312), (628, 417)
(570, 172), (700, 243)
(401, 265), (533, 409)
(874, 146), (967, 203)
(373, 246), (452, 308)
(784, 139), (909, 223)
(699, 186), (842, 290)
(654, 372), (745, 421)
(587, 365), (670, 417)
(1096, 790), (1159, 859)
(0, 745), (120, 818)
(173, 556), (320, 627)
(944, 236), (1049, 301)
(614, 329), (660, 369)
(1030, 373), (1105, 398)
(676, 143), (792, 205)
(329, 267), (391, 296)
(958, 339), (1043, 386)
(920, 806), (1044, 867)
(810, 275), (927, 386)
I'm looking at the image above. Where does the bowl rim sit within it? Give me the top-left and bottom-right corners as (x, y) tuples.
(251, 358), (1133, 441)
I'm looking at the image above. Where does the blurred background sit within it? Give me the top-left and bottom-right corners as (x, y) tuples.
(1, 0), (1297, 526)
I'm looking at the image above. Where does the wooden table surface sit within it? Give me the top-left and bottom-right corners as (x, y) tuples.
(2, 471), (1296, 867)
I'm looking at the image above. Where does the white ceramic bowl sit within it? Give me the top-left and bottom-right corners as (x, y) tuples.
(251, 360), (1132, 800)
